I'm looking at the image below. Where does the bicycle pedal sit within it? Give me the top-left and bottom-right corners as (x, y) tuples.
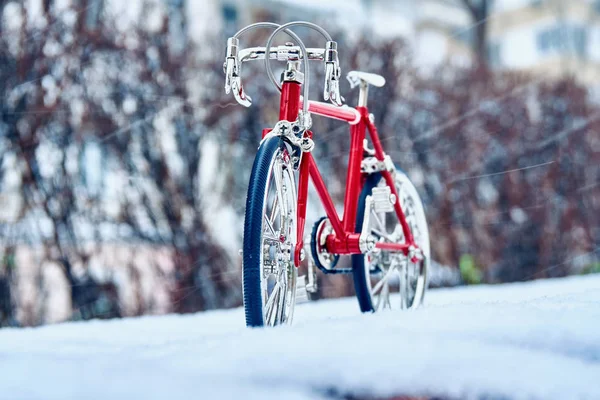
(295, 275), (310, 304)
(372, 186), (396, 213)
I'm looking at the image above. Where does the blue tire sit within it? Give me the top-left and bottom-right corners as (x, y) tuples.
(352, 173), (382, 312)
(243, 137), (297, 327)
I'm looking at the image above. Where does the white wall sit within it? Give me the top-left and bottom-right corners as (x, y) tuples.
(497, 15), (600, 68)
(370, 0), (415, 38)
(188, 0), (222, 41)
(499, 24), (541, 68)
(589, 26), (600, 62)
(419, 1), (470, 26)
(415, 30), (448, 66)
(491, 0), (536, 13)
(497, 17), (561, 68)
(274, 0), (415, 39)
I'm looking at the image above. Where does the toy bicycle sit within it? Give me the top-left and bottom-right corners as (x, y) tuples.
(223, 21), (430, 327)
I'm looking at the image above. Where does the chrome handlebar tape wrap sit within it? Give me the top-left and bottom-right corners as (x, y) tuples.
(226, 37), (239, 59)
(324, 41), (338, 63)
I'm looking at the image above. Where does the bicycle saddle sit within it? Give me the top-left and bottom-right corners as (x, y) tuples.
(346, 71), (386, 88)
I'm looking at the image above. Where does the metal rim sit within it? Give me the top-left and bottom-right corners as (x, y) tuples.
(315, 218), (336, 270)
(259, 147), (298, 326)
(363, 172), (430, 310)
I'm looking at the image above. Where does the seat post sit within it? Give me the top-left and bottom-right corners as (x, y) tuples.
(347, 71), (385, 107)
(358, 81), (369, 107)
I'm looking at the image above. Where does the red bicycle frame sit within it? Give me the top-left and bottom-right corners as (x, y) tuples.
(266, 81), (417, 266)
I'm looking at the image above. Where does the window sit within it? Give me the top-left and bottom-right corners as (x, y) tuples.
(452, 27), (474, 47)
(537, 26), (559, 53)
(572, 26), (587, 57)
(222, 4), (238, 37)
(487, 42), (502, 66)
(536, 24), (588, 58)
(222, 4), (237, 22)
(530, 0), (543, 8)
(85, 0), (102, 31)
(361, 0), (373, 9)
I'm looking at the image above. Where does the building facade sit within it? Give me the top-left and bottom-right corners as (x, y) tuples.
(192, 0), (600, 86)
(487, 0), (600, 85)
(413, 0), (600, 84)
(194, 0), (414, 39)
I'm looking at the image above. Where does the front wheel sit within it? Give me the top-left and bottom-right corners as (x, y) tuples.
(352, 170), (430, 312)
(243, 137), (298, 327)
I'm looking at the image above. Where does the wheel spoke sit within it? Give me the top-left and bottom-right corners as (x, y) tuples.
(263, 233), (279, 242)
(269, 195), (279, 227)
(263, 281), (278, 313)
(273, 162), (286, 218)
(371, 228), (395, 242)
(264, 281), (281, 323)
(271, 284), (284, 325)
(371, 211), (386, 233)
(264, 214), (276, 236)
(375, 286), (383, 310)
(371, 264), (396, 295)
(381, 281), (391, 309)
(392, 225), (404, 243)
(405, 261), (417, 307)
(276, 278), (287, 324)
(400, 262), (408, 309)
(264, 163), (284, 236)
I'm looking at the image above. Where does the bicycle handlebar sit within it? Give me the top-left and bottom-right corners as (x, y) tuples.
(223, 21), (343, 114)
(238, 46), (326, 63)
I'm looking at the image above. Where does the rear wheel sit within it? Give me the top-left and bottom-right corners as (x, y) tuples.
(352, 170), (430, 312)
(243, 137), (298, 327)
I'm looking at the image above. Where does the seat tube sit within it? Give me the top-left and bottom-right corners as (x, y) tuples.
(343, 107), (367, 232)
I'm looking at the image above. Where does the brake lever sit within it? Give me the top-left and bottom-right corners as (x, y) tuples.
(323, 41), (343, 106)
(324, 62), (343, 106)
(224, 57), (235, 95)
(223, 37), (252, 107)
(231, 75), (252, 107)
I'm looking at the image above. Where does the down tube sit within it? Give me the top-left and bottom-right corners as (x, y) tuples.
(307, 154), (344, 236)
(293, 152), (345, 266)
(343, 110), (367, 233)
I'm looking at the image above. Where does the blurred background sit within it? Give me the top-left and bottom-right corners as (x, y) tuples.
(0, 0), (598, 327)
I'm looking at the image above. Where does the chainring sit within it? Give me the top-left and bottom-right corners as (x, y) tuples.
(310, 217), (350, 274)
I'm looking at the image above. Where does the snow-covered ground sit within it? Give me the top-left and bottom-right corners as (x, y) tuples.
(1, 275), (599, 400)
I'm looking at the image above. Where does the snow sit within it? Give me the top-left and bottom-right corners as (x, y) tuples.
(0, 275), (599, 399)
